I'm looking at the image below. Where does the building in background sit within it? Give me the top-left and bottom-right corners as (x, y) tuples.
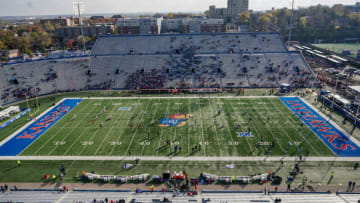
(344, 2), (360, 13)
(118, 17), (224, 35)
(201, 18), (225, 33)
(161, 19), (183, 33)
(118, 18), (162, 35)
(210, 0), (249, 22)
(90, 16), (105, 21)
(56, 24), (114, 39)
(40, 17), (73, 26)
(0, 49), (20, 59)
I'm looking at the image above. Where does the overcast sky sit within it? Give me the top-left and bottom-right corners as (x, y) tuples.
(0, 0), (358, 16)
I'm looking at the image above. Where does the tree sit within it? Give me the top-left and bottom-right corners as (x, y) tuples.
(204, 10), (210, 18)
(1, 56), (9, 62)
(43, 21), (55, 32)
(76, 36), (92, 49)
(238, 11), (251, 25)
(299, 17), (307, 29)
(0, 40), (7, 50)
(167, 13), (175, 19)
(258, 14), (271, 32)
(66, 39), (76, 48)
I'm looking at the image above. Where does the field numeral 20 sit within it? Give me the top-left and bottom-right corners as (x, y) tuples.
(54, 141), (66, 146)
(81, 141), (93, 146)
(109, 141), (122, 146)
(140, 141), (151, 146)
(228, 141), (240, 146)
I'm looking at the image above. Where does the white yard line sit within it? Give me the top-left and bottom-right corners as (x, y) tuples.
(1, 156), (354, 162)
(156, 101), (170, 157)
(301, 98), (360, 148)
(47, 101), (94, 155)
(237, 100), (284, 153)
(169, 101), (179, 154)
(124, 100), (152, 156)
(94, 99), (124, 155)
(76, 103), (114, 156)
(63, 101), (109, 155)
(270, 99), (322, 156)
(0, 98), (67, 148)
(228, 100), (254, 154)
(82, 96), (279, 100)
(109, 100), (144, 156)
(33, 120), (73, 155)
(197, 99), (207, 156)
(215, 98), (239, 156)
(207, 99), (223, 156)
(140, 99), (159, 155)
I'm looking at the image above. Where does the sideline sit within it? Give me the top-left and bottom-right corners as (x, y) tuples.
(1, 156), (360, 162)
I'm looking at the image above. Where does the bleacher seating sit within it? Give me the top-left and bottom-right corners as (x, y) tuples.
(0, 33), (318, 105)
(0, 191), (64, 203)
(338, 193), (360, 203)
(202, 192), (271, 203)
(62, 191), (131, 203)
(1, 190), (358, 203)
(270, 192), (345, 203)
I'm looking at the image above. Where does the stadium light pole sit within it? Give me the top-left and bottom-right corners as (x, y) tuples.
(288, 0), (295, 44)
(73, 1), (86, 54)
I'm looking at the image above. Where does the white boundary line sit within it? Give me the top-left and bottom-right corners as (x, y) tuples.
(300, 98), (360, 148)
(45, 100), (93, 155)
(272, 99), (322, 156)
(83, 96), (280, 100)
(1, 96), (358, 160)
(0, 98), (67, 148)
(108, 100), (142, 155)
(1, 156), (359, 162)
(156, 101), (170, 156)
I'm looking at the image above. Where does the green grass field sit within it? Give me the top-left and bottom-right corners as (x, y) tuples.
(1, 160), (359, 185)
(312, 43), (360, 58)
(20, 97), (334, 157)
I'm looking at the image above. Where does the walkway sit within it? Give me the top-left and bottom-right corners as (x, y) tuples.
(1, 155), (360, 161)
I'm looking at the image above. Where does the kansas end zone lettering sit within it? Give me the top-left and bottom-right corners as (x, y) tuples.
(17, 106), (70, 139)
(0, 99), (82, 156)
(281, 97), (360, 157)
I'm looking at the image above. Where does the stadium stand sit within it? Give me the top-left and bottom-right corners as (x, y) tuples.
(0, 190), (65, 203)
(202, 191), (271, 202)
(130, 192), (198, 203)
(338, 193), (360, 203)
(1, 190), (359, 203)
(62, 190), (131, 203)
(270, 192), (345, 203)
(0, 32), (318, 105)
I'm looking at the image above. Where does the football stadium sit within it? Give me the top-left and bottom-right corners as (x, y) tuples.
(1, 32), (360, 202)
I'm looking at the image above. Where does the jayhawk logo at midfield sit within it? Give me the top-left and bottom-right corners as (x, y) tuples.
(160, 114), (192, 127)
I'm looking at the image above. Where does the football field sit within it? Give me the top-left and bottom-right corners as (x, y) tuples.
(312, 43), (360, 58)
(20, 97), (334, 157)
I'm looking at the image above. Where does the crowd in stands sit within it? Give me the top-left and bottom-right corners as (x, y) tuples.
(0, 33), (318, 104)
(126, 69), (166, 89)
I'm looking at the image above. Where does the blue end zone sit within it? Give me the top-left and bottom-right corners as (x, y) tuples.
(281, 97), (360, 157)
(0, 99), (82, 156)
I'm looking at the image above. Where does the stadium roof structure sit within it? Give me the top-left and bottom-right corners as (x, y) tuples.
(349, 86), (360, 95)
